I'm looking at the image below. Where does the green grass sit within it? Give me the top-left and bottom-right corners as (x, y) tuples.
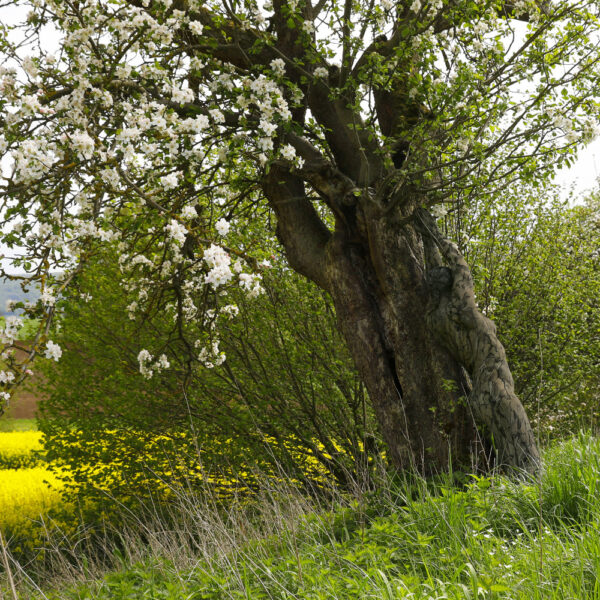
(4, 432), (600, 600)
(0, 418), (37, 432)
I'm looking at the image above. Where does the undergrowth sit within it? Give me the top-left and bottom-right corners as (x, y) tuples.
(1, 432), (599, 599)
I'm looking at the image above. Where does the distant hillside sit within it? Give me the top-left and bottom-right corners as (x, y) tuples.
(0, 279), (40, 316)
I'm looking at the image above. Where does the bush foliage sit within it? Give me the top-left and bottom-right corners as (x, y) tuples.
(36, 183), (600, 503)
(38, 250), (379, 501)
(454, 190), (600, 435)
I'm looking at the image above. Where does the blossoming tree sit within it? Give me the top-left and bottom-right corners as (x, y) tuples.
(1, 0), (599, 474)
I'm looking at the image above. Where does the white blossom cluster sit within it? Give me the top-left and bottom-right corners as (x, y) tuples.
(544, 108), (599, 145)
(11, 139), (56, 185)
(0, 317), (23, 346)
(70, 131), (95, 161)
(238, 272), (264, 298)
(234, 73), (295, 163)
(510, 0), (537, 20)
(197, 340), (226, 369)
(430, 204), (449, 219)
(215, 218), (230, 236)
(0, 370), (15, 384)
(166, 219), (187, 246)
(203, 244), (234, 288)
(137, 349), (170, 379)
(45, 341), (62, 362)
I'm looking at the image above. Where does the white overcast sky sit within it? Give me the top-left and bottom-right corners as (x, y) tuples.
(558, 139), (600, 201)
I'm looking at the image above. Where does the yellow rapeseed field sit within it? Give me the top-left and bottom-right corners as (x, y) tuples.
(0, 431), (62, 534)
(0, 430), (42, 455)
(0, 467), (63, 527)
(0, 466), (67, 560)
(0, 430), (43, 468)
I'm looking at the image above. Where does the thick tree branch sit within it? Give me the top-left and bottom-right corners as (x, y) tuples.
(284, 133), (358, 203)
(293, 160), (357, 206)
(307, 79), (383, 187)
(416, 209), (540, 473)
(262, 165), (331, 290)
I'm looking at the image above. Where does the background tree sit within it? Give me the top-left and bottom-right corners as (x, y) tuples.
(2, 0), (600, 474)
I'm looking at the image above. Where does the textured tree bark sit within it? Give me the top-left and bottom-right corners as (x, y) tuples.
(263, 165), (540, 476)
(416, 210), (541, 474)
(323, 227), (479, 473)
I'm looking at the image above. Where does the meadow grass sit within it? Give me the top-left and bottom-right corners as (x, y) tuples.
(1, 431), (599, 600)
(0, 419), (37, 433)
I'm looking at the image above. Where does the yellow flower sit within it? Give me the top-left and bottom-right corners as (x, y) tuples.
(0, 467), (63, 528)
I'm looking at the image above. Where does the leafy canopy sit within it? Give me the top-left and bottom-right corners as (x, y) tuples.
(0, 0), (599, 403)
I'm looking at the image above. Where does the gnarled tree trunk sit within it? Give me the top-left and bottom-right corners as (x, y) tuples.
(416, 210), (540, 473)
(249, 0), (543, 477)
(263, 164), (540, 476)
(323, 227), (478, 473)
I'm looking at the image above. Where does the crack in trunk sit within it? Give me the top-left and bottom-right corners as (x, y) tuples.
(386, 349), (404, 400)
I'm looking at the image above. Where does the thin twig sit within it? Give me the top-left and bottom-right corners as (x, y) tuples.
(0, 529), (18, 600)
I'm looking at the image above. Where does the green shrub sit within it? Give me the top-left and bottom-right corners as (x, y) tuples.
(452, 190), (600, 435)
(38, 249), (379, 504)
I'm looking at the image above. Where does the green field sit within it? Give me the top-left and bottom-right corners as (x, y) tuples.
(0, 419), (37, 432)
